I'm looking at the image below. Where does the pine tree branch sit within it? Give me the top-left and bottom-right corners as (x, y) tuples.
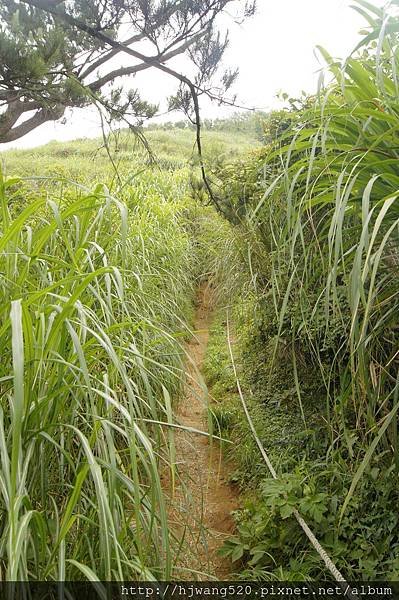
(88, 31), (206, 92)
(79, 33), (147, 80)
(0, 104), (64, 143)
(20, 0), (223, 213)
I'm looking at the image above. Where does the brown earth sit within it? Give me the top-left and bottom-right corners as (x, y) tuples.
(165, 281), (239, 580)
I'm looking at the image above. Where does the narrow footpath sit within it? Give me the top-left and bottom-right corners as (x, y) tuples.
(166, 282), (239, 580)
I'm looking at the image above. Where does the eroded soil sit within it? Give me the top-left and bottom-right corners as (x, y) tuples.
(165, 282), (239, 580)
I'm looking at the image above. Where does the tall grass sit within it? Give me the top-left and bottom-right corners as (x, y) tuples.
(245, 0), (399, 511)
(0, 168), (195, 580)
(206, 1), (399, 579)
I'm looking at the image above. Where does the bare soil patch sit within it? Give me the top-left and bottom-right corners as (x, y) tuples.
(165, 281), (239, 580)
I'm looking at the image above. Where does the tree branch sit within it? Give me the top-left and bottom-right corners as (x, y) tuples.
(0, 102), (24, 137)
(88, 30), (206, 92)
(79, 32), (147, 80)
(7, 0), (228, 214)
(19, 0), (222, 212)
(0, 104), (64, 143)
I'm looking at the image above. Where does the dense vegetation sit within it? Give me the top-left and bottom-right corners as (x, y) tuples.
(1, 0), (398, 584)
(206, 1), (399, 580)
(0, 129), (257, 580)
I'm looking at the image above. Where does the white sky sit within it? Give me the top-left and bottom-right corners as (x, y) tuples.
(1, 0), (385, 150)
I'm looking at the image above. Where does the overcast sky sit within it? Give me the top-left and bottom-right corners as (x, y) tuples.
(1, 0), (385, 150)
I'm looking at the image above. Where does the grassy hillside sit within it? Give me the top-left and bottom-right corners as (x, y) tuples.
(1, 128), (258, 183)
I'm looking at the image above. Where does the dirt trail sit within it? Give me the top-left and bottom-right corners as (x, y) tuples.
(166, 282), (239, 580)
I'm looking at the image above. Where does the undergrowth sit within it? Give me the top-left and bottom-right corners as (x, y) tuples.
(205, 298), (399, 580)
(205, 0), (399, 581)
